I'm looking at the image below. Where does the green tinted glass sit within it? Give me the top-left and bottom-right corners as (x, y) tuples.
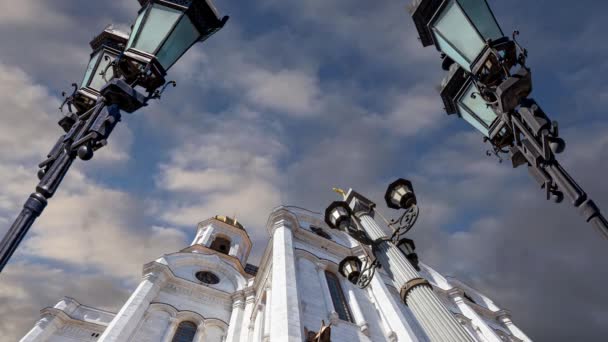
(458, 81), (497, 136)
(132, 4), (182, 55)
(88, 52), (116, 91)
(156, 15), (200, 70)
(82, 51), (101, 88)
(433, 0), (485, 68)
(458, 0), (502, 41)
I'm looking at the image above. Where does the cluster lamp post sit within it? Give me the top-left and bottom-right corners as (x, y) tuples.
(409, 0), (608, 238)
(325, 180), (474, 342)
(0, 0), (229, 274)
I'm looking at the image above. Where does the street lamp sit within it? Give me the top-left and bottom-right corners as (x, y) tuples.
(409, 0), (608, 237)
(0, 0), (229, 273)
(338, 256), (363, 284)
(412, 0), (503, 73)
(119, 0), (228, 91)
(397, 238), (420, 271)
(326, 182), (474, 341)
(72, 27), (130, 116)
(385, 178), (417, 210)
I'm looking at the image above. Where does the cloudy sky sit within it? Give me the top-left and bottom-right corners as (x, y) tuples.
(0, 0), (607, 340)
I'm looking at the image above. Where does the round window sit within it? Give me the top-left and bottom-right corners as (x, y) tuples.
(195, 271), (220, 284)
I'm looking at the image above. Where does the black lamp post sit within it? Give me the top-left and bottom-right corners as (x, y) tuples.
(410, 0), (608, 238)
(0, 0), (229, 273)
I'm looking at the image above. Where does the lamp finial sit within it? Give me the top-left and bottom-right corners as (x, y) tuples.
(332, 188), (346, 199)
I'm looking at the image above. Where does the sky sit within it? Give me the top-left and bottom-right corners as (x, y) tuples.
(0, 0), (607, 340)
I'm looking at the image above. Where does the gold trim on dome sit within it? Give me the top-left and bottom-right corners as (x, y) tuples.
(213, 215), (245, 230)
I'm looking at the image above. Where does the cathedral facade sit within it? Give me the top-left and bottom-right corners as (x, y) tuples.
(20, 206), (531, 342)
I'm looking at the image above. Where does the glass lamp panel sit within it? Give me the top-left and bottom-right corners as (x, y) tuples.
(126, 10), (145, 49)
(432, 0), (485, 69)
(459, 108), (490, 136)
(132, 4), (182, 55)
(156, 15), (200, 70)
(459, 82), (497, 127)
(88, 52), (116, 91)
(458, 0), (502, 41)
(81, 51), (102, 88)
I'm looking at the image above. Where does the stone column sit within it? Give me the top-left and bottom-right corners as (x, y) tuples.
(229, 243), (241, 259)
(366, 286), (397, 342)
(252, 304), (265, 342)
(270, 220), (303, 341)
(315, 262), (338, 322)
(368, 273), (417, 341)
(20, 314), (63, 342)
(345, 281), (370, 335)
(99, 271), (166, 342)
(262, 287), (272, 342)
(347, 191), (473, 342)
(161, 317), (179, 342)
(448, 289), (502, 342)
(193, 322), (205, 342)
(239, 290), (256, 342)
(497, 310), (532, 342)
(200, 227), (215, 246)
(225, 294), (246, 342)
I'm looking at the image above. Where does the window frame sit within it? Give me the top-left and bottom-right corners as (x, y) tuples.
(171, 321), (198, 342)
(324, 270), (354, 323)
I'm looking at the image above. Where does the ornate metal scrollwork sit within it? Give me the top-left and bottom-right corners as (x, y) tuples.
(355, 257), (380, 289)
(388, 205), (420, 242)
(59, 83), (79, 113)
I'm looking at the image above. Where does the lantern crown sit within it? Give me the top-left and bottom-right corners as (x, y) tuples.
(89, 26), (129, 53)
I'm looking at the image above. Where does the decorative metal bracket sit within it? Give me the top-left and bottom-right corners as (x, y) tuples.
(388, 205), (420, 242)
(355, 256), (380, 289)
(146, 80), (177, 102)
(59, 83), (79, 113)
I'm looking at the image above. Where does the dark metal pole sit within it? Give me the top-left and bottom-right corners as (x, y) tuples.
(0, 101), (122, 273)
(508, 99), (608, 239)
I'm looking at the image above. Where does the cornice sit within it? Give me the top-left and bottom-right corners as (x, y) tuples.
(197, 217), (252, 243)
(40, 308), (108, 330)
(161, 248), (253, 280)
(446, 286), (503, 319)
(160, 279), (232, 308)
(265, 207), (300, 236)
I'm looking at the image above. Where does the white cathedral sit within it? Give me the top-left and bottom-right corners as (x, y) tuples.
(20, 206), (532, 342)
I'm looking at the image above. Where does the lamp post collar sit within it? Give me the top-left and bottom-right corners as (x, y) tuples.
(345, 189), (376, 218)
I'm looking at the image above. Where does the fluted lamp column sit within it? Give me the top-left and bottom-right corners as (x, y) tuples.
(345, 190), (473, 342)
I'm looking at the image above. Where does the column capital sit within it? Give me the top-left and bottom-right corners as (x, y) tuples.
(142, 270), (168, 284)
(496, 309), (512, 320)
(345, 190), (376, 217)
(315, 261), (329, 271)
(447, 288), (465, 298)
(35, 315), (55, 329)
(267, 212), (298, 236)
(359, 323), (370, 336)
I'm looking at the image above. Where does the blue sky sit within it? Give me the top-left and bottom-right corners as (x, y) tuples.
(0, 0), (607, 340)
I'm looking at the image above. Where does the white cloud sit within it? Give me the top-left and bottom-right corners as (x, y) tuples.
(241, 68), (321, 116)
(366, 88), (445, 137)
(0, 0), (70, 28)
(20, 172), (188, 279)
(0, 262), (130, 341)
(152, 114), (286, 261)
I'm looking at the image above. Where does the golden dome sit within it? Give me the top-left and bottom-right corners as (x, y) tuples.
(213, 215), (245, 230)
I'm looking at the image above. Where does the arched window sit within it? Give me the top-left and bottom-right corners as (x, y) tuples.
(210, 236), (231, 255)
(324, 271), (353, 322)
(171, 321), (197, 342)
